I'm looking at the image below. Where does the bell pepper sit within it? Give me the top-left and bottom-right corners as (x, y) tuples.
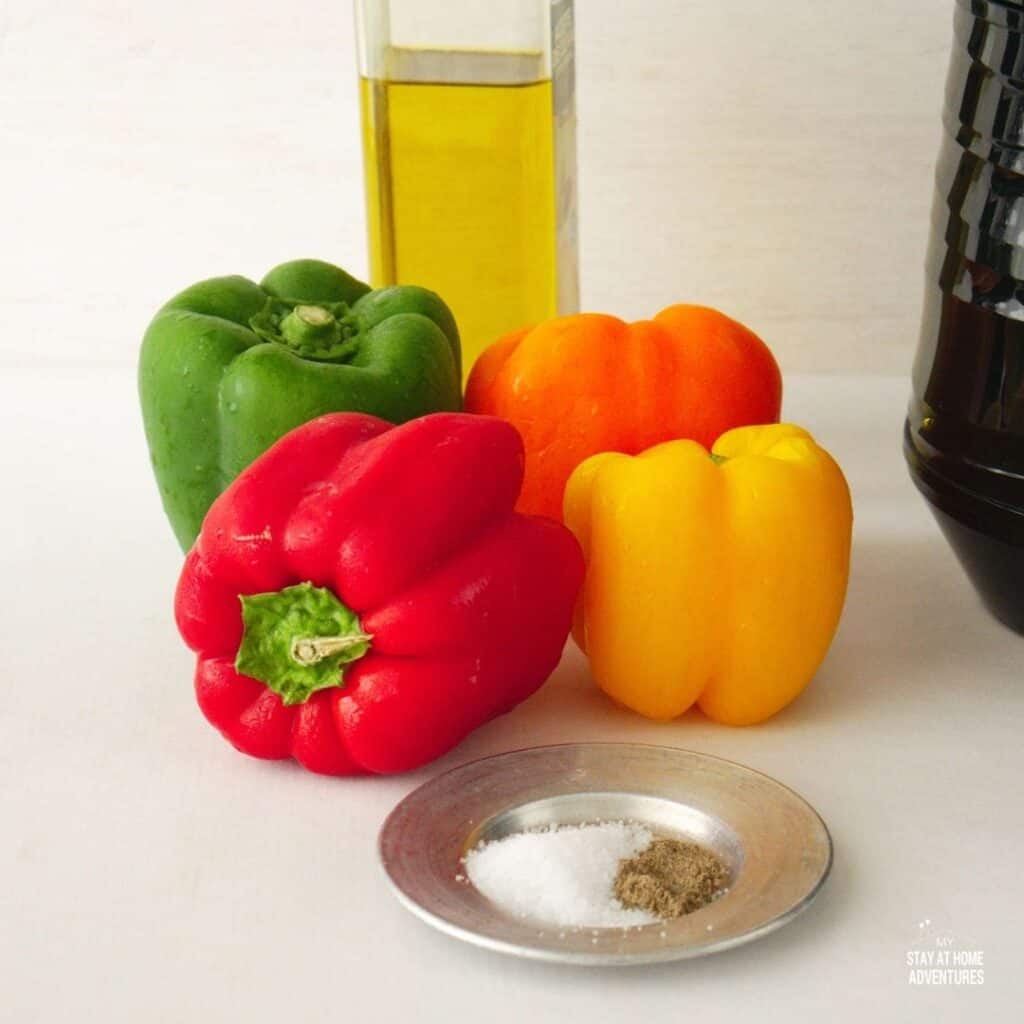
(175, 411), (584, 775)
(140, 258), (462, 550)
(564, 424), (852, 725)
(465, 305), (781, 520)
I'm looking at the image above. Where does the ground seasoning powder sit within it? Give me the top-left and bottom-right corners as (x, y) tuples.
(465, 825), (730, 928)
(614, 838), (728, 918)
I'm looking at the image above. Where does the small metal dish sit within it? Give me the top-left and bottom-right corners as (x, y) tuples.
(379, 743), (832, 966)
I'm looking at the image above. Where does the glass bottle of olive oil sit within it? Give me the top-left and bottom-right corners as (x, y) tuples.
(355, 1), (578, 378)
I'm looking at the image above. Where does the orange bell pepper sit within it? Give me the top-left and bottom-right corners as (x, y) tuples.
(563, 424), (852, 725)
(465, 306), (781, 520)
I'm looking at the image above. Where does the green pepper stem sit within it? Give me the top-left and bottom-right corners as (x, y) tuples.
(294, 305), (332, 326)
(290, 633), (373, 666)
(248, 298), (359, 362)
(280, 304), (342, 348)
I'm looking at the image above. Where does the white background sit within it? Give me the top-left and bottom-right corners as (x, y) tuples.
(3, 2), (1020, 1022)
(1, 0), (947, 374)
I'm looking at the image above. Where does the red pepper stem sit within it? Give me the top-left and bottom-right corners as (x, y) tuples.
(291, 633), (372, 666)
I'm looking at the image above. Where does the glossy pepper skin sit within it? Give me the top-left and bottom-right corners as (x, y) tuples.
(140, 259), (461, 550)
(175, 411), (584, 775)
(465, 306), (781, 520)
(564, 424), (852, 725)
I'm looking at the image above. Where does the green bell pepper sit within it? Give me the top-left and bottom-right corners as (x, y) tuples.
(139, 259), (461, 550)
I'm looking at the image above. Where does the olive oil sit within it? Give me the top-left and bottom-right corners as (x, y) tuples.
(359, 49), (568, 376)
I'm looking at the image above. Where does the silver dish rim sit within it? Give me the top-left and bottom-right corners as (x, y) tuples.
(379, 742), (833, 966)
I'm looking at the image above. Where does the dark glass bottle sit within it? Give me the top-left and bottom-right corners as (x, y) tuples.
(905, 0), (1024, 633)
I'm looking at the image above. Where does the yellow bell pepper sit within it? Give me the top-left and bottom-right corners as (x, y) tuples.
(563, 423), (852, 725)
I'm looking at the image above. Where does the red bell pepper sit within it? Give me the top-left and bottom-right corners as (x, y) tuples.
(175, 412), (583, 775)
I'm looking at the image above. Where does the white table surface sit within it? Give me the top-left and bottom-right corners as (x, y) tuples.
(2, 371), (1020, 1022)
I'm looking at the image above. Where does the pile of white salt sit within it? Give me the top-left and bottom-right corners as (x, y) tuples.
(463, 822), (659, 929)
